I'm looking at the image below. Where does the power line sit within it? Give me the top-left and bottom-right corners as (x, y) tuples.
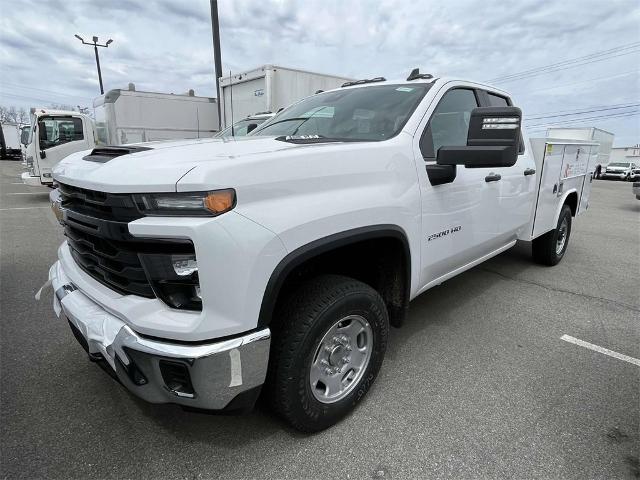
(526, 103), (640, 120)
(487, 42), (640, 83)
(515, 70), (638, 95)
(0, 91), (90, 106)
(0, 82), (92, 100)
(525, 102), (640, 117)
(526, 111), (639, 129)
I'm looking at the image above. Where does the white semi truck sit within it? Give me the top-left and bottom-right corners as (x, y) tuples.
(46, 71), (598, 432)
(22, 86), (219, 187)
(219, 65), (352, 127)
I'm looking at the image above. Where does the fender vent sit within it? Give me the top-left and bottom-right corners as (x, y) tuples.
(83, 146), (152, 163)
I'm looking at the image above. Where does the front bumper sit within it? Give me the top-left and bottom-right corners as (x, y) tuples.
(49, 260), (271, 411)
(21, 171), (47, 187)
(601, 172), (627, 179)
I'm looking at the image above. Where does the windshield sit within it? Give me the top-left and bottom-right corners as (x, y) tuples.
(27, 114), (36, 145)
(252, 84), (431, 141)
(216, 118), (269, 138)
(609, 163), (630, 167)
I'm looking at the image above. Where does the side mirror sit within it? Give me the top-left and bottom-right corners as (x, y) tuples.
(436, 106), (522, 169)
(246, 123), (258, 134)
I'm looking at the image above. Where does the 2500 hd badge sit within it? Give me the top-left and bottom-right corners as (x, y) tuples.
(428, 225), (462, 242)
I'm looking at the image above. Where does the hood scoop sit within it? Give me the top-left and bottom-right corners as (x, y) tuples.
(83, 146), (152, 163)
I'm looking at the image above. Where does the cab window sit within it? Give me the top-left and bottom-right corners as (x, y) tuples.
(486, 93), (509, 107)
(38, 116), (83, 150)
(420, 88), (479, 159)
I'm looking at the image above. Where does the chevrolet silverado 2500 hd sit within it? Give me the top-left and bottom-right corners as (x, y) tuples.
(46, 71), (597, 432)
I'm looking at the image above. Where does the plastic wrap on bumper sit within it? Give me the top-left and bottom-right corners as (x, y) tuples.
(48, 261), (271, 411)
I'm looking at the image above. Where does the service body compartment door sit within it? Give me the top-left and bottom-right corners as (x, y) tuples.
(578, 145), (598, 214)
(531, 143), (565, 238)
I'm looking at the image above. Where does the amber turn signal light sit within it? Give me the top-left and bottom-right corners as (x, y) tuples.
(205, 189), (236, 214)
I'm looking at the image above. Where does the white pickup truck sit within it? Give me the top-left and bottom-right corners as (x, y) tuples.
(46, 71), (598, 432)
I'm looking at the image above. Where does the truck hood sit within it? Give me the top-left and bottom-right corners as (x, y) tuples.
(53, 136), (299, 193)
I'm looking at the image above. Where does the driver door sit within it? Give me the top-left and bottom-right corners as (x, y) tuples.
(414, 87), (505, 290)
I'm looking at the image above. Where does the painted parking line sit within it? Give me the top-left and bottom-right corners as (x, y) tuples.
(0, 206), (49, 211)
(4, 192), (48, 195)
(561, 334), (640, 367)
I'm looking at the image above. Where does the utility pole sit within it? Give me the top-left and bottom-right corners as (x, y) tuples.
(209, 0), (223, 128)
(75, 35), (113, 95)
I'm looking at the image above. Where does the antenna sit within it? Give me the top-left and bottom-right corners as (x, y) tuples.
(229, 70), (235, 137)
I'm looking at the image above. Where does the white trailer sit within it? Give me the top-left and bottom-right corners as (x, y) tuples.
(219, 65), (353, 128)
(546, 127), (613, 177)
(93, 84), (219, 145)
(1, 122), (21, 159)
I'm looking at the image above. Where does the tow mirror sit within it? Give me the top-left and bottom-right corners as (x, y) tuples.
(246, 123), (258, 134)
(436, 106), (522, 169)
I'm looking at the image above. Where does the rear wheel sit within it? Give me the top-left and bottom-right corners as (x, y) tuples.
(532, 205), (572, 266)
(267, 274), (389, 432)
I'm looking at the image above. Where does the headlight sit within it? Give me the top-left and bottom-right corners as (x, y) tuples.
(139, 252), (202, 311)
(135, 189), (236, 216)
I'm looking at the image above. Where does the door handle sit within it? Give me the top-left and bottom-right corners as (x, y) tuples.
(524, 168), (536, 176)
(485, 173), (501, 182)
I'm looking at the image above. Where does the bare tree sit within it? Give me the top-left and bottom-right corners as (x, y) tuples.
(17, 107), (28, 124)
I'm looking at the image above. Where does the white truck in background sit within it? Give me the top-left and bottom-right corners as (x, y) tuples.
(22, 86), (219, 187)
(46, 72), (599, 432)
(219, 65), (352, 127)
(93, 84), (218, 145)
(546, 127), (613, 179)
(1, 122), (21, 159)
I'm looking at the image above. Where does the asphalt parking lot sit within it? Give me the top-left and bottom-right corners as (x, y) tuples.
(1, 160), (638, 479)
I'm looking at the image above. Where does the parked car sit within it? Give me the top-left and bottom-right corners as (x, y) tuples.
(629, 165), (640, 181)
(215, 112), (274, 139)
(601, 162), (635, 181)
(45, 71), (597, 432)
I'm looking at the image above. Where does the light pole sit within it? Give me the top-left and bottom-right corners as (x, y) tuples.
(209, 0), (223, 128)
(75, 34), (113, 95)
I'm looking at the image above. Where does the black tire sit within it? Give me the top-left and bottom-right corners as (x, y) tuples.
(266, 274), (389, 432)
(532, 205), (572, 266)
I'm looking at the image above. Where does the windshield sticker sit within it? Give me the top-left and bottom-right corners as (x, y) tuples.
(396, 87), (414, 92)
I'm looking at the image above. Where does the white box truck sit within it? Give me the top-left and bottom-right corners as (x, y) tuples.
(219, 65), (352, 127)
(546, 127), (613, 178)
(1, 122), (21, 159)
(93, 84), (219, 145)
(22, 86), (219, 187)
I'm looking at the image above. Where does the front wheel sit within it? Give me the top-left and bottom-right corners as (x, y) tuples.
(267, 274), (389, 432)
(532, 205), (572, 266)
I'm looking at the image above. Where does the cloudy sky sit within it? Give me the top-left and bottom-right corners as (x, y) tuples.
(1, 0), (639, 145)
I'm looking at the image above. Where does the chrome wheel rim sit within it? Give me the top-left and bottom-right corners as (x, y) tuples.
(309, 315), (373, 404)
(556, 218), (568, 255)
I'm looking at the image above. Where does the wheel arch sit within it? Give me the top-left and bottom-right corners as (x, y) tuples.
(555, 189), (578, 224)
(257, 225), (411, 329)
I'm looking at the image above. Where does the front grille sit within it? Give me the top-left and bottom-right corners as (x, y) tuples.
(66, 224), (155, 297)
(58, 183), (142, 222)
(59, 183), (193, 298)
